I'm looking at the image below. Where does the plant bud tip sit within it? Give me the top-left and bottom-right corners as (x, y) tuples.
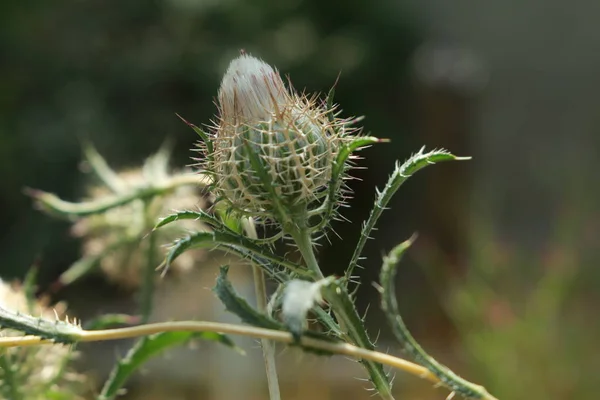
(23, 187), (42, 198)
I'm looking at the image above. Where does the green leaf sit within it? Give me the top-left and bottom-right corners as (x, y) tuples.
(380, 237), (494, 399)
(0, 305), (80, 344)
(333, 136), (383, 180)
(213, 202), (244, 233)
(214, 266), (283, 330)
(156, 210), (284, 245)
(81, 141), (125, 194)
(57, 238), (139, 287)
(311, 136), (384, 231)
(324, 80), (337, 124)
(165, 231), (311, 278)
(98, 331), (238, 400)
(177, 113), (214, 161)
(241, 135), (292, 225)
(214, 266), (339, 355)
(312, 306), (343, 337)
(26, 175), (200, 219)
(22, 265), (39, 313)
(346, 147), (470, 288)
(154, 210), (223, 231)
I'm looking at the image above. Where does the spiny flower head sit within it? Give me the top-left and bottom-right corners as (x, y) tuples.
(71, 152), (208, 289)
(203, 54), (355, 227)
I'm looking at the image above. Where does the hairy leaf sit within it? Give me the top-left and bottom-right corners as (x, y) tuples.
(347, 147), (470, 287)
(154, 210), (223, 231)
(380, 237), (494, 399)
(311, 135), (383, 231)
(214, 266), (339, 355)
(214, 266), (282, 330)
(0, 306), (80, 344)
(165, 231), (310, 277)
(177, 113), (214, 161)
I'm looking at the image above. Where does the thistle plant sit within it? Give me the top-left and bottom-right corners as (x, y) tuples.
(27, 144), (210, 321)
(0, 53), (500, 400)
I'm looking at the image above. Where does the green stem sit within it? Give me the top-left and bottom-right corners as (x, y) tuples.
(290, 228), (394, 399)
(244, 219), (281, 400)
(140, 201), (156, 324)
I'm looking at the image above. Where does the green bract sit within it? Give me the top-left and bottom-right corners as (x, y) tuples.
(215, 111), (337, 216)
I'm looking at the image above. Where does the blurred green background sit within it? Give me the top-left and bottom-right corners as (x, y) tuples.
(1, 0), (598, 399)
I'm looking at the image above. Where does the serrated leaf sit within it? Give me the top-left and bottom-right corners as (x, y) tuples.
(0, 305), (80, 343)
(154, 210), (223, 231)
(177, 113), (214, 159)
(312, 136), (383, 231)
(380, 237), (494, 399)
(333, 136), (382, 179)
(98, 331), (238, 400)
(325, 84), (336, 124)
(241, 136), (292, 225)
(214, 266), (283, 330)
(214, 266), (340, 356)
(346, 147), (470, 286)
(165, 231), (310, 278)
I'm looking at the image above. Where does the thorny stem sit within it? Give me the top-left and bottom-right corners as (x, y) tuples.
(244, 218), (281, 400)
(289, 227), (395, 400)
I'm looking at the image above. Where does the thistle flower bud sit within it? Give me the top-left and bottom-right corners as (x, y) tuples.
(218, 55), (290, 123)
(208, 54), (343, 224)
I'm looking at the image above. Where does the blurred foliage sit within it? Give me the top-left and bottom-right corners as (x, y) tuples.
(416, 195), (600, 399)
(0, 0), (421, 284)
